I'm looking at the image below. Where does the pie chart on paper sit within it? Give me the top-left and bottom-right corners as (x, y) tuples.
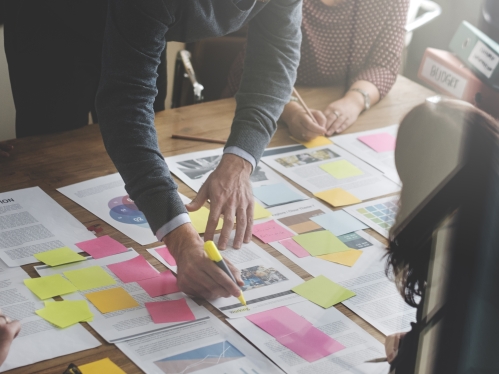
(108, 195), (150, 229)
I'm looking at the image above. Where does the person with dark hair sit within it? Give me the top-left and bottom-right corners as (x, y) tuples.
(384, 98), (499, 371)
(224, 0), (409, 141)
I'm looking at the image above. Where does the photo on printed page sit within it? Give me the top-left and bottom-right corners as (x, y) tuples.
(240, 266), (288, 291)
(275, 149), (339, 168)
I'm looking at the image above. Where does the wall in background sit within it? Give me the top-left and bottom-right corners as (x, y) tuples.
(0, 26), (16, 142)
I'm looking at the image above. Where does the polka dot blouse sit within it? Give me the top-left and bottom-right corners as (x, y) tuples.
(223, 0), (410, 100)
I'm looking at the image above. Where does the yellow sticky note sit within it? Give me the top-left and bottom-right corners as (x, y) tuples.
(254, 202), (272, 220)
(293, 231), (350, 256)
(291, 136), (333, 148)
(79, 358), (126, 374)
(36, 300), (93, 328)
(64, 266), (116, 291)
(314, 188), (361, 207)
(317, 249), (363, 267)
(292, 275), (356, 308)
(320, 160), (363, 179)
(189, 207), (223, 234)
(85, 287), (139, 313)
(34, 247), (86, 267)
(24, 274), (77, 300)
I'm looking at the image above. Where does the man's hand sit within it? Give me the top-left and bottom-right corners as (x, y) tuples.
(0, 311), (20, 366)
(0, 143), (13, 158)
(281, 102), (327, 141)
(164, 223), (244, 299)
(186, 154), (253, 250)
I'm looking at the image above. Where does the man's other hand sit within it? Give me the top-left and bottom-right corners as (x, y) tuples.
(186, 153), (253, 250)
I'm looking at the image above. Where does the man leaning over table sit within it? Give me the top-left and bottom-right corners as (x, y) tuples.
(95, 1), (302, 301)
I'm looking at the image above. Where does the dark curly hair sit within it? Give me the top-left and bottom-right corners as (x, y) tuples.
(385, 99), (499, 308)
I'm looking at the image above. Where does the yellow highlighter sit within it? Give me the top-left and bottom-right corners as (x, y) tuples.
(203, 241), (247, 306)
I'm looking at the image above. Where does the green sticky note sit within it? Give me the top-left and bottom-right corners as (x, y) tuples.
(292, 231), (350, 256)
(36, 300), (94, 328)
(64, 266), (116, 291)
(320, 160), (363, 179)
(34, 247), (86, 267)
(292, 275), (356, 308)
(24, 274), (77, 300)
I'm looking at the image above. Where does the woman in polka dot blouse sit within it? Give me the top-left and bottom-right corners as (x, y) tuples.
(224, 0), (410, 140)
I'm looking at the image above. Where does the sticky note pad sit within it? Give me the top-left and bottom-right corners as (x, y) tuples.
(293, 231), (350, 256)
(86, 287), (139, 313)
(246, 307), (312, 338)
(24, 274), (77, 300)
(310, 211), (368, 236)
(314, 188), (361, 207)
(317, 249), (363, 267)
(189, 206), (223, 234)
(137, 271), (179, 297)
(36, 300), (93, 328)
(253, 183), (304, 206)
(156, 246), (176, 266)
(107, 255), (159, 283)
(292, 275), (355, 308)
(79, 358), (126, 374)
(291, 136), (333, 148)
(64, 266), (116, 291)
(358, 133), (396, 152)
(320, 160), (363, 179)
(279, 238), (310, 258)
(34, 247), (86, 267)
(254, 202), (272, 220)
(75, 236), (127, 259)
(145, 299), (196, 324)
(252, 220), (295, 243)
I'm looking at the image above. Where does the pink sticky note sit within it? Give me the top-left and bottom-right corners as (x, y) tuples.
(145, 299), (196, 324)
(75, 235), (127, 259)
(277, 325), (345, 362)
(137, 271), (180, 297)
(107, 255), (159, 283)
(358, 133), (396, 153)
(156, 246), (177, 266)
(252, 220), (294, 243)
(279, 238), (310, 258)
(246, 307), (312, 338)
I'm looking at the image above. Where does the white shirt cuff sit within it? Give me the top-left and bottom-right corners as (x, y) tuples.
(155, 213), (191, 242)
(224, 146), (256, 171)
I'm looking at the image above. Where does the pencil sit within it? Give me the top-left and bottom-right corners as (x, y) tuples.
(292, 87), (318, 125)
(365, 357), (388, 363)
(171, 134), (226, 145)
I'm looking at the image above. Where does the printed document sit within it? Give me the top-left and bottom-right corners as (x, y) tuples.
(261, 144), (400, 199)
(0, 187), (95, 266)
(0, 268), (100, 372)
(228, 301), (389, 374)
(35, 249), (205, 343)
(116, 307), (283, 374)
(149, 234), (305, 318)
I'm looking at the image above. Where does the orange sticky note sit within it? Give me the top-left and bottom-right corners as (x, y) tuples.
(317, 249), (363, 267)
(291, 136), (333, 149)
(85, 287), (139, 314)
(79, 358), (125, 374)
(314, 188), (361, 207)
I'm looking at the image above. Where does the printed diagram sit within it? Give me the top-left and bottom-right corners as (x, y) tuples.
(275, 149), (339, 168)
(154, 341), (245, 374)
(240, 266), (288, 291)
(108, 195), (149, 229)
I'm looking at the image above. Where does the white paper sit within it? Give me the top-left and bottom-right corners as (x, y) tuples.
(228, 301), (389, 374)
(268, 202), (416, 336)
(0, 187), (95, 266)
(116, 307), (283, 374)
(165, 148), (309, 206)
(343, 196), (399, 238)
(261, 144), (400, 199)
(332, 125), (400, 185)
(58, 173), (160, 246)
(0, 269), (100, 372)
(35, 249), (206, 343)
(468, 40), (499, 78)
(149, 234), (305, 319)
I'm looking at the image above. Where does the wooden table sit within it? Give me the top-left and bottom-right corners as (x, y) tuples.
(0, 75), (434, 373)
